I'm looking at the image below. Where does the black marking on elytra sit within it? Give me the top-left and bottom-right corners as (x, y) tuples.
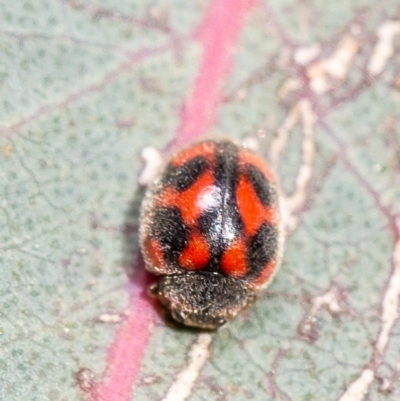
(151, 207), (189, 262)
(213, 141), (243, 239)
(163, 156), (209, 192)
(214, 141), (239, 189)
(246, 222), (278, 281)
(195, 141), (244, 274)
(197, 210), (243, 273)
(245, 164), (276, 206)
(197, 209), (224, 272)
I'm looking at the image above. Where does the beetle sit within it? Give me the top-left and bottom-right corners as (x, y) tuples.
(139, 139), (282, 329)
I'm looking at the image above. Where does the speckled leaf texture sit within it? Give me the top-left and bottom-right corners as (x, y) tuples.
(1, 1), (400, 400)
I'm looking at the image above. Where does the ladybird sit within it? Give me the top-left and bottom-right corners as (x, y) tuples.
(139, 139), (282, 329)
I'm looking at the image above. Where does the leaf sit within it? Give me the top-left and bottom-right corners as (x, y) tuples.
(1, 1), (400, 401)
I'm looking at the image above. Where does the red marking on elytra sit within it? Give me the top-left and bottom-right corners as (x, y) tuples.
(236, 177), (277, 236)
(179, 232), (210, 270)
(159, 170), (215, 225)
(221, 238), (248, 277)
(144, 237), (165, 269)
(171, 141), (215, 167)
(239, 150), (276, 183)
(253, 259), (276, 287)
(90, 0), (255, 399)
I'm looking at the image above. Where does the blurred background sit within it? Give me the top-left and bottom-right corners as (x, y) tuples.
(1, 1), (400, 400)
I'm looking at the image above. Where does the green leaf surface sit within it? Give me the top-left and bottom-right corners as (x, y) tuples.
(1, 1), (400, 401)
